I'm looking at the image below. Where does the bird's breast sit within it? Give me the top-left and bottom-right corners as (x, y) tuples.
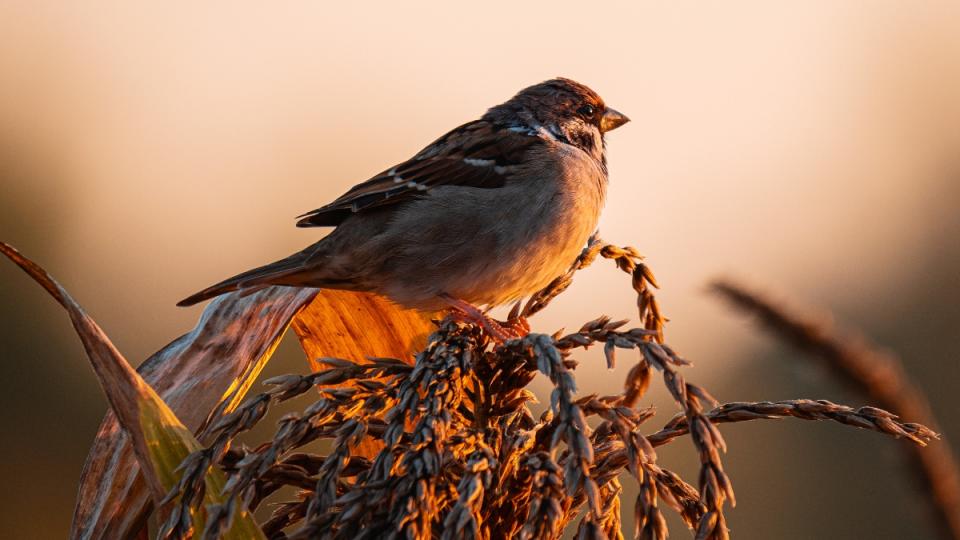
(372, 148), (607, 310)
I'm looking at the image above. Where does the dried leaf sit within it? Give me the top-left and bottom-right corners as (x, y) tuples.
(291, 289), (437, 372)
(0, 242), (265, 539)
(290, 289), (436, 459)
(71, 285), (317, 539)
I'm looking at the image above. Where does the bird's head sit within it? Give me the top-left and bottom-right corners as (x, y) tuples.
(485, 77), (630, 163)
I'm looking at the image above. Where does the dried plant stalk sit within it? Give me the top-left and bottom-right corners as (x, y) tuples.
(647, 399), (939, 448)
(140, 243), (944, 540)
(4, 238), (944, 540)
(711, 280), (960, 540)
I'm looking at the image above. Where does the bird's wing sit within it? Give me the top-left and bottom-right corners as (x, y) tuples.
(296, 120), (545, 227)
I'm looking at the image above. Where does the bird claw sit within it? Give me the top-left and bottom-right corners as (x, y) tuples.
(502, 315), (530, 336)
(441, 295), (530, 344)
(482, 316), (529, 343)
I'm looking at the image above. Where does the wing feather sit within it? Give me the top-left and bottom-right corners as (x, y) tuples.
(296, 121), (543, 227)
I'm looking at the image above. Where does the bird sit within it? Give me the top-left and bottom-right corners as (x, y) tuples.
(178, 78), (630, 340)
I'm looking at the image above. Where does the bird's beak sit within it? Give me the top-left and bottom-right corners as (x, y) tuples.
(600, 108), (630, 133)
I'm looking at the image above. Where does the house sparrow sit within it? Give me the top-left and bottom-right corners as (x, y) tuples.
(179, 78), (629, 338)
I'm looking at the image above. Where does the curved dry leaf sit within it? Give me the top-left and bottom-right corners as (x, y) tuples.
(0, 242), (266, 539)
(291, 289), (437, 458)
(67, 284), (434, 537)
(291, 289), (437, 371)
(70, 286), (317, 539)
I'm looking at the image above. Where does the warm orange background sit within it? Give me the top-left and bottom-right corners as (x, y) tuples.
(1, 2), (958, 538)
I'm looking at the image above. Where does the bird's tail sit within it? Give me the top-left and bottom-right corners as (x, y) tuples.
(177, 255), (311, 307)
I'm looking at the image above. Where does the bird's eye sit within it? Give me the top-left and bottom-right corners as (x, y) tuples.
(577, 104), (595, 117)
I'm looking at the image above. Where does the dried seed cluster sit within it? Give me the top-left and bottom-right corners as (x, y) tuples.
(158, 242), (938, 540)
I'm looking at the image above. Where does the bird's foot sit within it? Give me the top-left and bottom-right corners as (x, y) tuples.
(441, 295), (528, 344)
(502, 314), (530, 336)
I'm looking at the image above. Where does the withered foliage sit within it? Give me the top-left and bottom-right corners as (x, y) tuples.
(157, 238), (940, 540)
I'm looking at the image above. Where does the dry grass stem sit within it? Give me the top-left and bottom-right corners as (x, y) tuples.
(647, 399), (939, 448)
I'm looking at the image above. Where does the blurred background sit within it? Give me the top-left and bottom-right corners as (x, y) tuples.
(1, 1), (958, 538)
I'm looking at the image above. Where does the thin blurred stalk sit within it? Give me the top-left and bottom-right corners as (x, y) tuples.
(711, 280), (960, 540)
